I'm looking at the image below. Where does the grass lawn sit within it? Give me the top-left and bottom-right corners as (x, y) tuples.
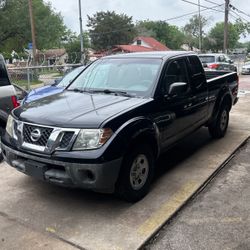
(13, 79), (43, 89)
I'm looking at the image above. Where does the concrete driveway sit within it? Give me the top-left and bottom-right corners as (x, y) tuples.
(0, 79), (250, 250)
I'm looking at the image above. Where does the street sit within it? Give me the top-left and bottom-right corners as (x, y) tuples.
(0, 75), (249, 250)
(146, 138), (250, 250)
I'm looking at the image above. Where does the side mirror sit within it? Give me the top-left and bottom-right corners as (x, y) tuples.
(229, 59), (234, 64)
(168, 82), (188, 96)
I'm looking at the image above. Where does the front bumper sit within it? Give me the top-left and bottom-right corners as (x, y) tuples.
(1, 143), (122, 193)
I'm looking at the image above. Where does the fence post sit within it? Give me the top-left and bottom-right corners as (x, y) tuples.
(27, 68), (30, 90)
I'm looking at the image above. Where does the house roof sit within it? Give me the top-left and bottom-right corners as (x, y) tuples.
(113, 45), (155, 53)
(134, 36), (171, 51)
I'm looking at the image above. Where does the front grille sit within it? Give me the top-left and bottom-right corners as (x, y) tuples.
(23, 124), (53, 146)
(59, 132), (74, 148)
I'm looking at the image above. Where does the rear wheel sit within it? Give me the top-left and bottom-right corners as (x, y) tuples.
(115, 144), (154, 202)
(208, 105), (229, 139)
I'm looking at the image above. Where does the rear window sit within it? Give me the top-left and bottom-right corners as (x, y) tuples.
(0, 58), (10, 86)
(199, 56), (215, 64)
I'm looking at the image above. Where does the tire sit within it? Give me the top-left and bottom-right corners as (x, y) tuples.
(115, 144), (155, 202)
(208, 104), (230, 139)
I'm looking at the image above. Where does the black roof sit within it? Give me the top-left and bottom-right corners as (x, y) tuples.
(104, 51), (197, 60)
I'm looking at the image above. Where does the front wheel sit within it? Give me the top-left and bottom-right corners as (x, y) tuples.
(115, 144), (154, 202)
(208, 105), (229, 139)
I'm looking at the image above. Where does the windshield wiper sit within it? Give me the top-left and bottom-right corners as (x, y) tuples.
(67, 88), (84, 93)
(88, 89), (133, 97)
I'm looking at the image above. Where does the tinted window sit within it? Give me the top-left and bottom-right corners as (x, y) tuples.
(0, 59), (10, 86)
(189, 56), (204, 75)
(188, 56), (206, 88)
(162, 58), (189, 94)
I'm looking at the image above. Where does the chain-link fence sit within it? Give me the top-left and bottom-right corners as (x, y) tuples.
(8, 64), (82, 90)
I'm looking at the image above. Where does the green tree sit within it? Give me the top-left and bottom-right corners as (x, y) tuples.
(183, 15), (208, 50)
(87, 11), (136, 50)
(0, 0), (66, 54)
(135, 20), (185, 49)
(206, 22), (240, 51)
(65, 32), (90, 64)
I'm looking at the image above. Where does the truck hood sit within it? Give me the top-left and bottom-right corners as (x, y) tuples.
(14, 91), (150, 128)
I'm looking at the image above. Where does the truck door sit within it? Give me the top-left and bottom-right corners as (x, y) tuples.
(155, 57), (203, 148)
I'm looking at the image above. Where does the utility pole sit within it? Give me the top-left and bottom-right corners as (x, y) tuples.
(28, 0), (37, 65)
(224, 0), (230, 53)
(78, 0), (84, 64)
(198, 0), (202, 52)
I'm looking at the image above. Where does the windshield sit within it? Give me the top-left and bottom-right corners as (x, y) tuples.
(67, 58), (162, 96)
(57, 66), (85, 88)
(199, 56), (215, 64)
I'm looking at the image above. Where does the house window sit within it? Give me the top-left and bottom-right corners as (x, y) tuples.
(137, 40), (142, 45)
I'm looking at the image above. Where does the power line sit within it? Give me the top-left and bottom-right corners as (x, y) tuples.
(166, 3), (224, 22)
(229, 4), (250, 19)
(204, 0), (223, 7)
(89, 3), (224, 37)
(230, 8), (250, 23)
(181, 0), (224, 13)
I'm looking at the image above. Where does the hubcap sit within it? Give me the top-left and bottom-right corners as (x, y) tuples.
(220, 110), (228, 131)
(130, 154), (149, 191)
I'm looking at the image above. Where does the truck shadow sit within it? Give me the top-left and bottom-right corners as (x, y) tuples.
(154, 128), (212, 181)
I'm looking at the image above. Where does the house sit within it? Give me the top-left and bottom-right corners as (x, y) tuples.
(90, 36), (171, 60)
(112, 45), (155, 54)
(38, 48), (68, 65)
(132, 36), (171, 51)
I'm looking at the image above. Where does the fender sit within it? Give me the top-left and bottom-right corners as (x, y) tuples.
(102, 116), (160, 161)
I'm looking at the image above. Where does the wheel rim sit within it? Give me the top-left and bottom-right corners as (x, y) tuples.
(129, 154), (149, 191)
(220, 110), (228, 131)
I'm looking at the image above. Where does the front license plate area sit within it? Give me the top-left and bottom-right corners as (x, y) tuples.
(25, 160), (48, 180)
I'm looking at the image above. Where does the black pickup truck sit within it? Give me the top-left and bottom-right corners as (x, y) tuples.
(1, 51), (239, 202)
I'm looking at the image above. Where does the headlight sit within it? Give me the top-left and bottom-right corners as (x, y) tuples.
(73, 128), (113, 150)
(6, 115), (15, 138)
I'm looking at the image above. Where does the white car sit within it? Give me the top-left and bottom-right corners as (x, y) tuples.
(241, 61), (250, 75)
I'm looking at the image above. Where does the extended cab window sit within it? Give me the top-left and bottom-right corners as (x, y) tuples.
(162, 58), (189, 94)
(0, 60), (10, 86)
(188, 56), (205, 88)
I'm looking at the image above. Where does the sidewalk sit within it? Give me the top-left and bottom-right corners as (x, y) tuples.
(146, 139), (250, 250)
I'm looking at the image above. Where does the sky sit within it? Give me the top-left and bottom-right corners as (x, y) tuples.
(44, 0), (250, 42)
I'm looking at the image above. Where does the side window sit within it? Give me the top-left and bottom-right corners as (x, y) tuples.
(0, 61), (10, 86)
(188, 56), (205, 88)
(162, 58), (189, 94)
(218, 55), (225, 62)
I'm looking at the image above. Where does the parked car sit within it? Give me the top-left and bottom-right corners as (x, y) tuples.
(22, 65), (85, 104)
(0, 54), (20, 161)
(241, 61), (250, 75)
(2, 51), (239, 202)
(199, 53), (237, 72)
